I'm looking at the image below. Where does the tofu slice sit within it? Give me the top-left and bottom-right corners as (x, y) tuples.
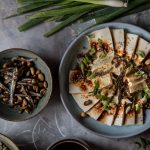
(113, 99), (126, 126)
(72, 93), (99, 112)
(112, 29), (125, 56)
(125, 33), (139, 60)
(128, 79), (147, 93)
(134, 38), (150, 65)
(136, 107), (144, 125)
(89, 27), (114, 51)
(86, 102), (104, 120)
(69, 70), (94, 93)
(90, 53), (113, 73)
(99, 95), (119, 126)
(124, 105), (135, 125)
(94, 73), (113, 89)
(112, 63), (123, 76)
(135, 97), (145, 125)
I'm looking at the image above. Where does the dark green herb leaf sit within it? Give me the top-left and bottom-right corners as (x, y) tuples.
(85, 54), (92, 63)
(98, 38), (103, 45)
(134, 71), (145, 77)
(89, 72), (96, 79)
(134, 141), (142, 148)
(144, 87), (150, 99)
(93, 80), (99, 95)
(82, 57), (88, 65)
(80, 62), (85, 74)
(135, 103), (140, 112)
(135, 137), (150, 150)
(138, 51), (145, 58)
(89, 48), (96, 55)
(18, 17), (50, 31)
(99, 51), (107, 59)
(86, 70), (92, 77)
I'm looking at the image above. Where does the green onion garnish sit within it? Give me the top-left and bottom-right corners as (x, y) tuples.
(138, 51), (145, 58)
(93, 80), (99, 95)
(144, 87), (150, 99)
(80, 62), (85, 74)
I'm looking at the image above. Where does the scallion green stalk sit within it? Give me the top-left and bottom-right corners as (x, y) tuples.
(44, 12), (87, 37)
(29, 4), (101, 19)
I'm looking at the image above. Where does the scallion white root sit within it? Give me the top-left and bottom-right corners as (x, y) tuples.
(72, 0), (128, 7)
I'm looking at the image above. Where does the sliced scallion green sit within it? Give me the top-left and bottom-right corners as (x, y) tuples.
(44, 12), (86, 37)
(138, 51), (145, 58)
(144, 87), (150, 99)
(89, 48), (96, 55)
(134, 71), (145, 76)
(80, 62), (85, 74)
(93, 80), (99, 95)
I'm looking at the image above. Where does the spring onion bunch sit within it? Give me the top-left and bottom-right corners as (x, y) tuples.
(4, 0), (150, 37)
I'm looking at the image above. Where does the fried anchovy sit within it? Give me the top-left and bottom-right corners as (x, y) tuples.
(21, 78), (34, 82)
(0, 94), (9, 98)
(21, 78), (35, 84)
(0, 67), (13, 73)
(21, 86), (35, 108)
(29, 92), (41, 97)
(17, 82), (33, 86)
(15, 92), (41, 97)
(0, 82), (9, 92)
(9, 68), (18, 106)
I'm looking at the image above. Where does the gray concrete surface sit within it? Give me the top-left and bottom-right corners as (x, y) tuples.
(0, 1), (150, 149)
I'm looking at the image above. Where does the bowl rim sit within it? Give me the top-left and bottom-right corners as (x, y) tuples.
(0, 48), (53, 122)
(0, 133), (19, 150)
(59, 22), (150, 138)
(47, 137), (92, 150)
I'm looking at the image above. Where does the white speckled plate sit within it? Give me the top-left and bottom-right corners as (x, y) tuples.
(59, 22), (150, 138)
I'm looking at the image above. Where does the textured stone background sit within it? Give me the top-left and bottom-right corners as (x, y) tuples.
(0, 1), (150, 150)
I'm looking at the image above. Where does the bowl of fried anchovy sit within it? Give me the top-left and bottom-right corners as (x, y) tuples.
(0, 48), (52, 121)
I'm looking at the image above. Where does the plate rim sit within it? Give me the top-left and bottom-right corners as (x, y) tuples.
(59, 22), (150, 138)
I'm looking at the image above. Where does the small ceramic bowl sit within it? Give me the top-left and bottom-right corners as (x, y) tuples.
(47, 138), (92, 150)
(0, 48), (52, 121)
(0, 133), (19, 150)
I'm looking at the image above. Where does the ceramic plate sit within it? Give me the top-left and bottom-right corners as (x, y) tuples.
(59, 22), (150, 138)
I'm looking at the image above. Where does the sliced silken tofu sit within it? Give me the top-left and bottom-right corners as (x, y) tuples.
(99, 95), (119, 126)
(113, 99), (126, 126)
(90, 52), (113, 73)
(125, 33), (139, 60)
(89, 27), (114, 51)
(134, 38), (150, 65)
(69, 70), (94, 93)
(94, 73), (113, 89)
(124, 72), (147, 93)
(89, 28), (115, 65)
(112, 29), (125, 56)
(135, 97), (145, 125)
(136, 107), (144, 125)
(112, 63), (123, 76)
(124, 105), (135, 125)
(72, 93), (99, 112)
(128, 78), (147, 93)
(86, 102), (104, 120)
